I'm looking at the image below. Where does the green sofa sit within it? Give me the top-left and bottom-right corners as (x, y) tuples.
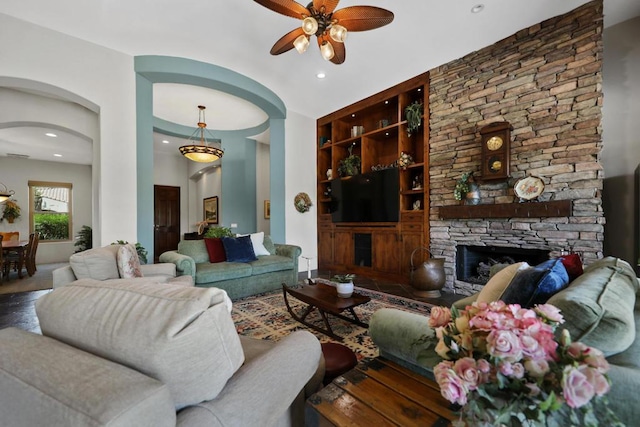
(159, 238), (301, 300)
(369, 257), (640, 426)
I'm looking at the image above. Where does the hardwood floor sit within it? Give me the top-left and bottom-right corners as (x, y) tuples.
(0, 270), (461, 335)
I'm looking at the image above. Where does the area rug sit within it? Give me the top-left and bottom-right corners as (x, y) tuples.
(232, 282), (433, 360)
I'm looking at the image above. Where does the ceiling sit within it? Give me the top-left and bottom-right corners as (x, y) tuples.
(1, 0), (638, 165)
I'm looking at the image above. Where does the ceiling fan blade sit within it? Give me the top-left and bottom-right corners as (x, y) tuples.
(332, 6), (394, 32)
(317, 35), (346, 64)
(254, 0), (309, 19)
(312, 0), (340, 14)
(270, 27), (306, 55)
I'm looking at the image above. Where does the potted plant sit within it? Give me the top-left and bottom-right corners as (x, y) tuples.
(338, 144), (361, 177)
(74, 225), (93, 252)
(331, 273), (356, 298)
(1, 199), (21, 223)
(454, 171), (480, 205)
(404, 101), (423, 137)
(204, 226), (233, 238)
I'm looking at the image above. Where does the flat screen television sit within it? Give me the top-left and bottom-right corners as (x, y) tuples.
(330, 168), (399, 223)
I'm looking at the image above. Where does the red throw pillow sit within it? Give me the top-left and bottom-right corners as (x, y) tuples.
(560, 253), (583, 281)
(204, 238), (226, 263)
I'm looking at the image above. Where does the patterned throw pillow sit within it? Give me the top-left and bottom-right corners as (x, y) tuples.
(116, 244), (143, 278)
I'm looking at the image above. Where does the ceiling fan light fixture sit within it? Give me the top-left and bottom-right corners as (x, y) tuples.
(320, 41), (335, 61)
(329, 24), (347, 43)
(293, 34), (310, 53)
(0, 183), (15, 203)
(302, 16), (319, 35)
(179, 105), (224, 163)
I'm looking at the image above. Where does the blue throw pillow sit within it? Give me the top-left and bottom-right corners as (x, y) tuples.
(500, 259), (570, 308)
(221, 236), (257, 263)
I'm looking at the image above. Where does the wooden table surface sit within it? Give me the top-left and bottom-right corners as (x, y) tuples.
(306, 357), (456, 427)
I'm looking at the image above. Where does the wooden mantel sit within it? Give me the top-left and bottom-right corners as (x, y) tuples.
(438, 200), (572, 219)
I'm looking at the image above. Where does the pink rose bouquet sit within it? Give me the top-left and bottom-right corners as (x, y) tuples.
(429, 301), (623, 426)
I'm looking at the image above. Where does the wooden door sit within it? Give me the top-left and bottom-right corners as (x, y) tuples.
(372, 230), (401, 274)
(333, 230), (353, 267)
(318, 225), (334, 267)
(154, 185), (180, 263)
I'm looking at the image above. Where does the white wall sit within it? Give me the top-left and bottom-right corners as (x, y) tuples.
(602, 16), (640, 267)
(0, 13), (137, 247)
(153, 151), (190, 236)
(256, 141), (270, 234)
(0, 157), (92, 263)
(284, 110), (317, 272)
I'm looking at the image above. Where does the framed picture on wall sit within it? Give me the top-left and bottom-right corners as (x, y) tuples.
(204, 196), (219, 224)
(264, 200), (270, 219)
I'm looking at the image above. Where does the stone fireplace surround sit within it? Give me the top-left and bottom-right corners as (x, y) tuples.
(427, 1), (605, 295)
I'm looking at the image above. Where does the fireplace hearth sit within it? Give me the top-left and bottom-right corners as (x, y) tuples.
(456, 245), (550, 286)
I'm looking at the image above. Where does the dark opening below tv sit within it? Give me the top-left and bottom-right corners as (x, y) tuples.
(330, 168), (400, 223)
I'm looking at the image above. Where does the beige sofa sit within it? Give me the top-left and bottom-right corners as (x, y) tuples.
(53, 244), (191, 288)
(0, 279), (324, 426)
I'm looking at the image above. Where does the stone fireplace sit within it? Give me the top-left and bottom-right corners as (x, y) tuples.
(426, 1), (605, 295)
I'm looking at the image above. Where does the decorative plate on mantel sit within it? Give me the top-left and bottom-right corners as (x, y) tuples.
(514, 176), (545, 201)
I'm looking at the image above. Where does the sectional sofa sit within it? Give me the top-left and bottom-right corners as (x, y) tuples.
(369, 257), (640, 426)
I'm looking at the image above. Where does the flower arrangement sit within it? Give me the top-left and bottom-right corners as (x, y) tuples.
(429, 301), (622, 426)
(405, 100), (423, 137)
(338, 143), (361, 177)
(397, 151), (414, 170)
(454, 172), (473, 201)
(1, 199), (21, 222)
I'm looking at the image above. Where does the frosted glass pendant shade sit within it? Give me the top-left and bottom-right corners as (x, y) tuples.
(320, 41), (335, 60)
(329, 25), (347, 43)
(302, 17), (318, 35)
(293, 34), (310, 53)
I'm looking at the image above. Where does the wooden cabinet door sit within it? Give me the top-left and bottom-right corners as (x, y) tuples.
(372, 230), (401, 274)
(333, 230), (353, 267)
(401, 231), (424, 280)
(318, 227), (334, 266)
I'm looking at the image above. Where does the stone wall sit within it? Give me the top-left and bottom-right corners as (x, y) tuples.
(428, 1), (604, 295)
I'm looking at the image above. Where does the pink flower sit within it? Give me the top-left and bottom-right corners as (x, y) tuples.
(436, 367), (468, 406)
(454, 358), (480, 390)
(487, 329), (522, 362)
(511, 362), (525, 379)
(429, 306), (452, 328)
(568, 343), (610, 373)
(581, 366), (610, 396)
(477, 359), (491, 374)
(524, 359), (550, 377)
(562, 366), (595, 408)
(520, 335), (545, 360)
(499, 361), (514, 376)
(535, 304), (564, 323)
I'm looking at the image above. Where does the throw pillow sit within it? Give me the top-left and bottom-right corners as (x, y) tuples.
(116, 244), (143, 278)
(263, 235), (277, 255)
(222, 236), (257, 263)
(500, 258), (570, 308)
(69, 245), (121, 281)
(238, 231), (270, 256)
(35, 280), (244, 410)
(546, 257), (638, 356)
(204, 237), (226, 263)
(476, 262), (529, 303)
(560, 253), (583, 281)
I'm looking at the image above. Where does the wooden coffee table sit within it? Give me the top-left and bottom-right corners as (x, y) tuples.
(306, 357), (456, 426)
(282, 282), (371, 341)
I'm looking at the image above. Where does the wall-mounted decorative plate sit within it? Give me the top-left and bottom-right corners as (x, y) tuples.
(294, 192), (313, 213)
(514, 176), (544, 201)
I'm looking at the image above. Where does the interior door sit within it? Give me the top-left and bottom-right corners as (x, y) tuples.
(154, 185), (180, 263)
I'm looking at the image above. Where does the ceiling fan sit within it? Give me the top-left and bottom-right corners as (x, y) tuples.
(254, 0), (394, 64)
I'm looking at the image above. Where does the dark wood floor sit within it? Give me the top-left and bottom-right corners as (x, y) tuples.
(0, 271), (461, 335)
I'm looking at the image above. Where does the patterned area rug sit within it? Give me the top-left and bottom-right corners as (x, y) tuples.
(232, 281), (433, 360)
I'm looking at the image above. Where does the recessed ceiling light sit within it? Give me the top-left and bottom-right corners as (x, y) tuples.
(53, 154), (62, 157)
(162, 140), (170, 144)
(316, 72), (326, 79)
(45, 133), (57, 137)
(471, 4), (484, 13)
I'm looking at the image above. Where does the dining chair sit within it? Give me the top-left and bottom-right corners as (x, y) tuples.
(26, 232), (39, 276)
(3, 232), (35, 279)
(0, 231), (19, 242)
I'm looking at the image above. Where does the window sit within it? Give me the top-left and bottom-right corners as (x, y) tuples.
(29, 181), (73, 242)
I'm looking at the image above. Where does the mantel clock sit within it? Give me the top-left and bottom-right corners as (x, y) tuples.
(480, 121), (511, 180)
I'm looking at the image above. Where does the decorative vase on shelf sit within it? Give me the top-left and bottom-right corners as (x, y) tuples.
(465, 180), (481, 205)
